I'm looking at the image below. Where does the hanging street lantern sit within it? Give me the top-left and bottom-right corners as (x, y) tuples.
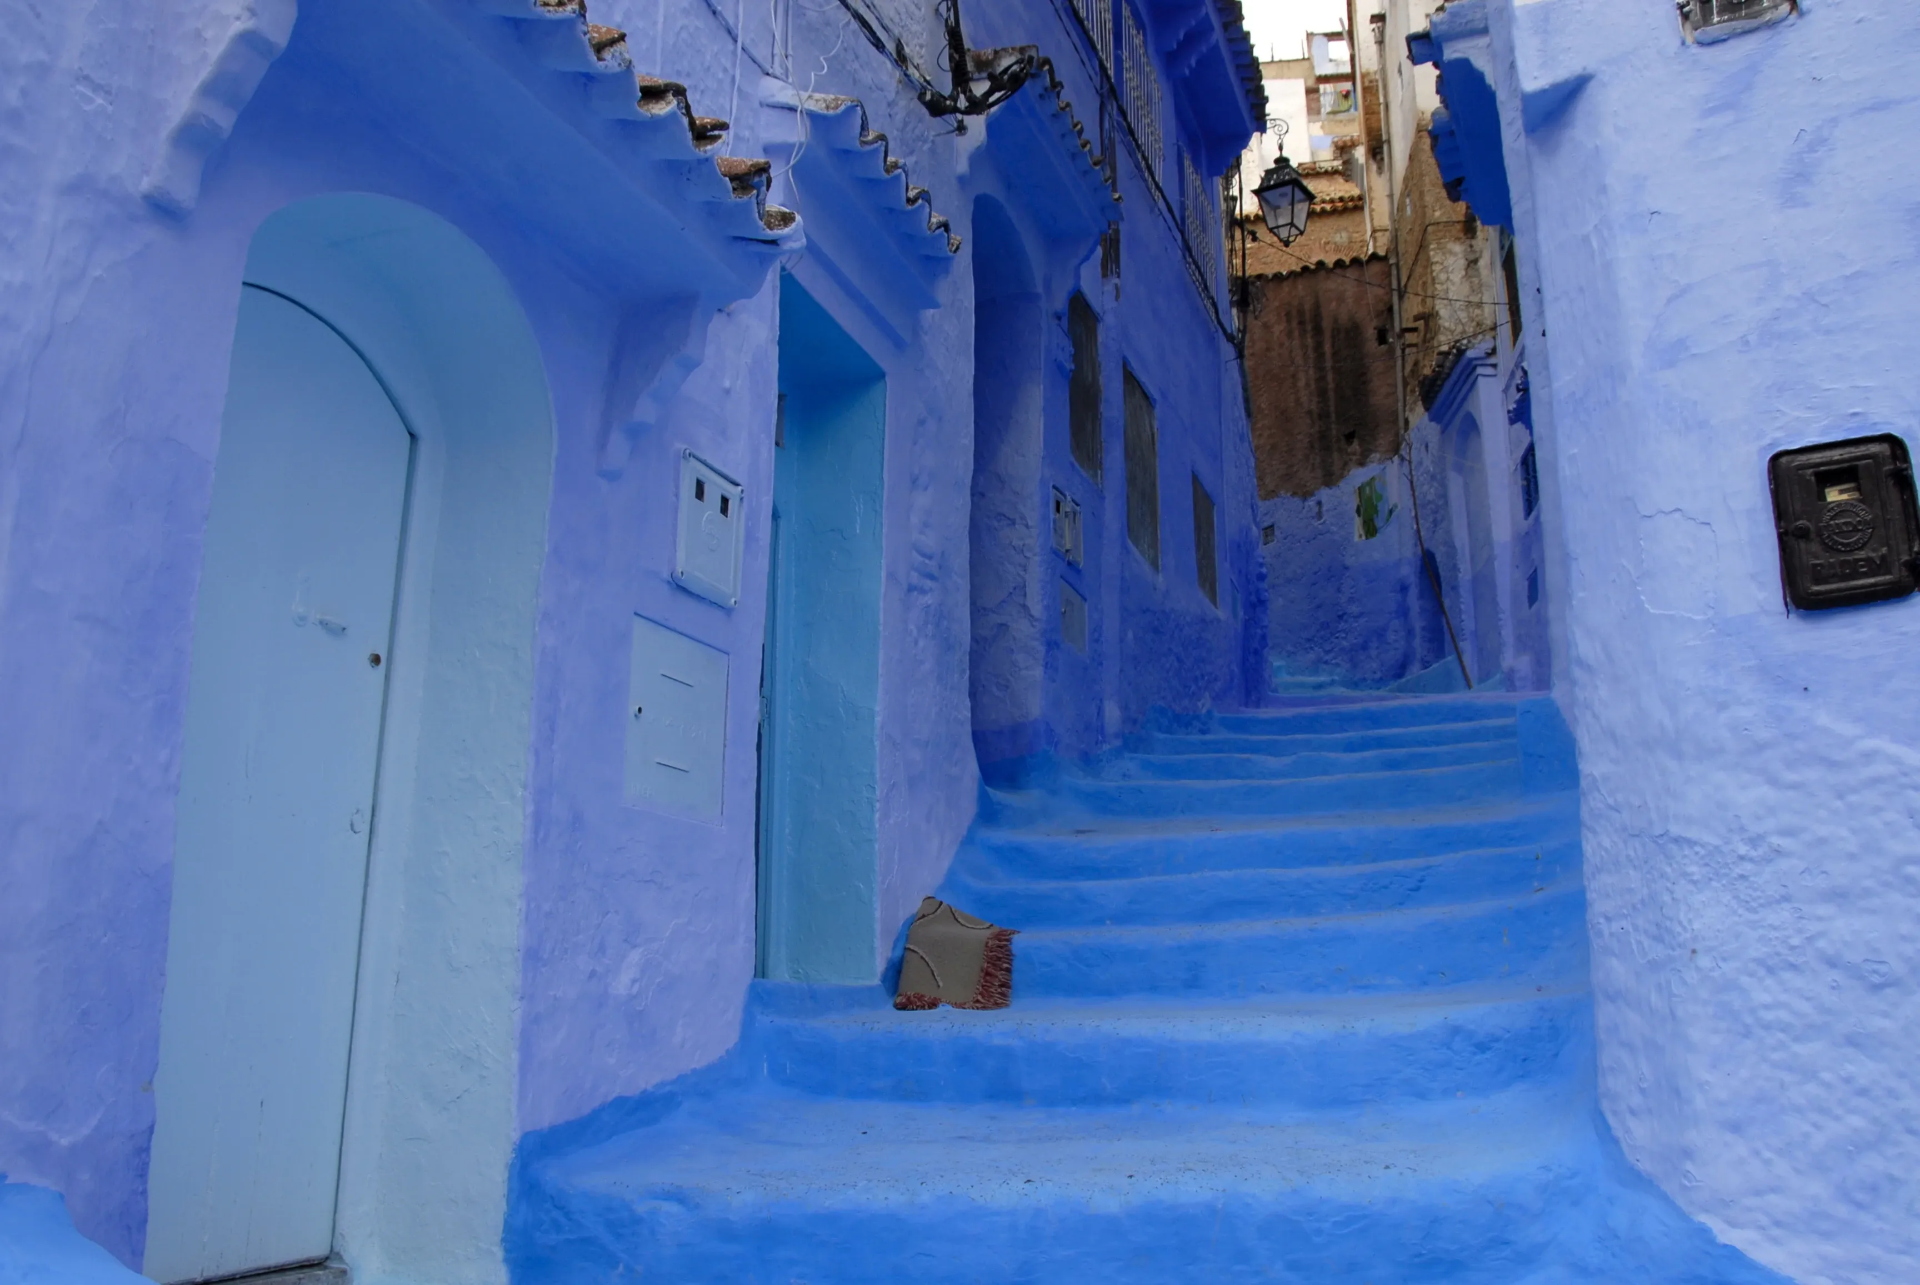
(1254, 154), (1314, 245)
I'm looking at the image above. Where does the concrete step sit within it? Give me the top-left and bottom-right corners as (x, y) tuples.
(748, 982), (1594, 1109)
(1144, 715), (1516, 758)
(1022, 757), (1523, 822)
(1013, 883), (1589, 1000)
(943, 839), (1581, 928)
(1212, 694), (1523, 737)
(1099, 738), (1519, 783)
(508, 1080), (1773, 1285)
(967, 795), (1581, 880)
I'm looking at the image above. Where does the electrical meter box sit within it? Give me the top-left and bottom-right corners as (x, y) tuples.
(1051, 487), (1083, 566)
(1768, 433), (1920, 611)
(626, 614), (728, 821)
(674, 450), (744, 607)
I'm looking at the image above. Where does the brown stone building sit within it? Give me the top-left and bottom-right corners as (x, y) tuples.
(1235, 154), (1398, 500)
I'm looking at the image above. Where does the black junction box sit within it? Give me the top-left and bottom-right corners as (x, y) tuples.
(1768, 433), (1920, 611)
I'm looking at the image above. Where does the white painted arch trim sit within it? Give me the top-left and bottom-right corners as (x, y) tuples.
(238, 194), (553, 1285)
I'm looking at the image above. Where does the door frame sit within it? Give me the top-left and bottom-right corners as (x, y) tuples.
(153, 195), (554, 1285)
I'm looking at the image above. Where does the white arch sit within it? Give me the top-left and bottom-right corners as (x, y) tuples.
(238, 194), (553, 1285)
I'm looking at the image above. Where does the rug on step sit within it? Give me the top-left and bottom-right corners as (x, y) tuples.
(894, 898), (1016, 1011)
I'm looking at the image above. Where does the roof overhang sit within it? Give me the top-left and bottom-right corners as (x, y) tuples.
(1140, 0), (1265, 172)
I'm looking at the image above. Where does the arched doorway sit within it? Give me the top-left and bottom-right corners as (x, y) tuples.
(1448, 413), (1504, 686)
(969, 196), (1044, 784)
(145, 196), (552, 1284)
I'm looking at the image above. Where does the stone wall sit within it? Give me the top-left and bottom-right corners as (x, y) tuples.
(1243, 257), (1399, 499)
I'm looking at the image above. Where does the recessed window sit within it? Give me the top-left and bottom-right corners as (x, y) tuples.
(1192, 474), (1218, 607)
(1519, 443), (1540, 518)
(1262, 524), (1276, 545)
(1502, 237), (1523, 345)
(1123, 369), (1159, 570)
(1068, 294), (1102, 483)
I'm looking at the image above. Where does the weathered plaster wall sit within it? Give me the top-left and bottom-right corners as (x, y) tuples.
(2, 0), (1261, 1277)
(1261, 429), (1453, 688)
(0, 0), (788, 1270)
(1244, 258), (1400, 500)
(1486, 0), (1920, 1279)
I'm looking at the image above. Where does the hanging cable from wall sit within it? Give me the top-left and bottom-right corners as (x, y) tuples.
(919, 0), (1035, 118)
(819, 0), (1033, 125)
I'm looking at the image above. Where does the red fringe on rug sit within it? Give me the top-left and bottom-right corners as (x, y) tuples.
(954, 927), (1016, 1010)
(894, 992), (942, 1011)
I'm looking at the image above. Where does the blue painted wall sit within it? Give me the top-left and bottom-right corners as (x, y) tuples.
(0, 0), (1263, 1276)
(1442, 0), (1920, 1278)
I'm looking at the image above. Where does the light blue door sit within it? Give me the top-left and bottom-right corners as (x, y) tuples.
(145, 287), (412, 1283)
(758, 279), (886, 983)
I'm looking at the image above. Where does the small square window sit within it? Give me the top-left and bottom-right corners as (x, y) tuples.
(1191, 474), (1218, 607)
(1123, 370), (1159, 570)
(1519, 443), (1540, 519)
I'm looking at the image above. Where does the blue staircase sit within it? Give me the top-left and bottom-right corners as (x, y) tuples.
(508, 695), (1787, 1284)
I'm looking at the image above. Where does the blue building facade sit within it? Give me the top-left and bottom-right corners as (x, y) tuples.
(1372, 1), (1919, 1279)
(0, 0), (1263, 1279)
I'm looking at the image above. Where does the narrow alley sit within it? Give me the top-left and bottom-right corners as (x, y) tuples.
(3, 0), (1916, 1283)
(508, 695), (1777, 1280)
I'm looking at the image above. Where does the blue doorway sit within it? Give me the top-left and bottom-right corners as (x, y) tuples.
(756, 278), (887, 982)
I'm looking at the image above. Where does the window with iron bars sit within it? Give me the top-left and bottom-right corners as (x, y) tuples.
(1069, 0), (1113, 81)
(1181, 149), (1218, 296)
(1120, 2), (1164, 186)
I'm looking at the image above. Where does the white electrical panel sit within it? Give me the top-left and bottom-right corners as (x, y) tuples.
(626, 614), (729, 821)
(1051, 487), (1083, 566)
(674, 450), (745, 607)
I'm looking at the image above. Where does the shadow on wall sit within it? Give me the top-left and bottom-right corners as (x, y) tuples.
(969, 196), (1047, 784)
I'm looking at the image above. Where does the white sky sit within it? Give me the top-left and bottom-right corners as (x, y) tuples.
(1239, 0), (1351, 62)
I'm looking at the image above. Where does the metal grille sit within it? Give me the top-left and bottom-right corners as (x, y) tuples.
(1068, 293), (1102, 481)
(1181, 151), (1218, 295)
(1120, 3), (1163, 185)
(1070, 0), (1113, 78)
(1191, 473), (1217, 606)
(1123, 369), (1159, 570)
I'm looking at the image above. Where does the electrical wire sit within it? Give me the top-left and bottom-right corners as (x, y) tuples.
(770, 12), (852, 188)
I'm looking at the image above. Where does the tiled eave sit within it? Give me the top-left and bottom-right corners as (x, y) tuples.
(455, 0), (806, 275)
(979, 56), (1122, 246)
(1241, 250), (1383, 282)
(759, 86), (963, 310)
